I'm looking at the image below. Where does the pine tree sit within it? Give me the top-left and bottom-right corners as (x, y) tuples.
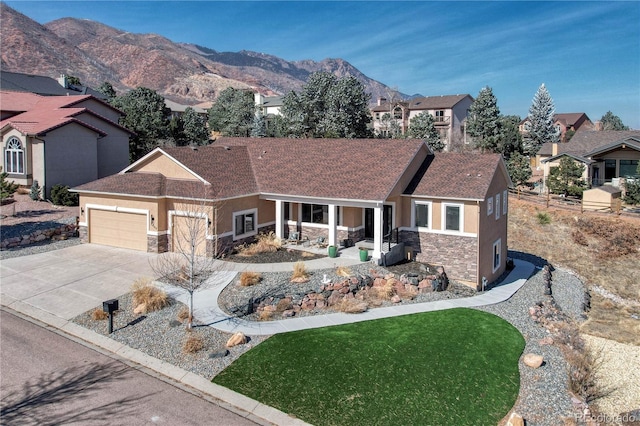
(523, 83), (559, 156)
(407, 112), (444, 151)
(182, 107), (209, 145)
(546, 157), (586, 196)
(467, 86), (501, 153)
(0, 167), (19, 202)
(506, 152), (532, 187)
(250, 112), (267, 138)
(600, 111), (629, 131)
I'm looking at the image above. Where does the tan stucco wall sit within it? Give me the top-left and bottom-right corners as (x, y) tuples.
(583, 188), (621, 211)
(341, 206), (362, 228)
(477, 169), (510, 286)
(133, 152), (197, 179)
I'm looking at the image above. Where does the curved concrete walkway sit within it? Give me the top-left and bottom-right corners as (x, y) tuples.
(159, 258), (536, 336)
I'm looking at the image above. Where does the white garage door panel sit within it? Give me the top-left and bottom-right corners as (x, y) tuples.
(89, 210), (147, 251)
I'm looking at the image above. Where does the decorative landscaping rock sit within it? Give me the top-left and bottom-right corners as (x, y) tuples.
(226, 332), (247, 348)
(506, 412), (525, 426)
(209, 349), (229, 359)
(391, 295), (401, 303)
(523, 353), (544, 368)
(133, 303), (147, 314)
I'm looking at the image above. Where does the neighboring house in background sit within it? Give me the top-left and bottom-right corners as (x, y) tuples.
(0, 90), (133, 197)
(538, 130), (640, 190)
(0, 71), (107, 99)
(164, 99), (207, 120)
(370, 94), (474, 151)
(73, 137), (511, 290)
(520, 112), (594, 147)
(254, 93), (284, 133)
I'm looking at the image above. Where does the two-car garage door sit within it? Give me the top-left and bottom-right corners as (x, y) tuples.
(89, 209), (147, 251)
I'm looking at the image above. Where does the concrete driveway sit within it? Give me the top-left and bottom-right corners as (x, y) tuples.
(0, 244), (159, 321)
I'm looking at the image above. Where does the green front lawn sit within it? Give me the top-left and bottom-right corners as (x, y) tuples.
(214, 308), (524, 425)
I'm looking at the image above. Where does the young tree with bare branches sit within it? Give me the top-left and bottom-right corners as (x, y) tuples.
(152, 184), (225, 329)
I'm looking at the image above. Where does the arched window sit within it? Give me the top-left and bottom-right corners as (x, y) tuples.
(393, 107), (402, 120)
(5, 137), (24, 174)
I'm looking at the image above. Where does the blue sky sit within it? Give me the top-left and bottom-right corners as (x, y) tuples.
(6, 1), (640, 128)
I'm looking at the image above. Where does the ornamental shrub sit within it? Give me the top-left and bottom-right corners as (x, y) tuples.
(50, 184), (78, 206)
(29, 180), (41, 201)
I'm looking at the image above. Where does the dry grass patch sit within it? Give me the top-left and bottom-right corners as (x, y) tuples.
(508, 198), (640, 345)
(131, 278), (170, 313)
(91, 308), (108, 321)
(335, 266), (353, 277)
(239, 271), (262, 287)
(182, 333), (205, 354)
(177, 306), (189, 322)
(291, 261), (310, 283)
(236, 232), (282, 256)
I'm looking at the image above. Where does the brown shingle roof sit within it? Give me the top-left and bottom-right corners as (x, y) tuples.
(371, 94), (472, 112)
(405, 153), (504, 200)
(73, 172), (167, 197)
(214, 137), (429, 201)
(538, 130), (640, 156)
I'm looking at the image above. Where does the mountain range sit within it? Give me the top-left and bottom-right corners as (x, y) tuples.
(0, 3), (403, 105)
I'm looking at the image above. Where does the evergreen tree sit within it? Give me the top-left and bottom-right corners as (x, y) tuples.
(29, 180), (41, 201)
(281, 71), (371, 138)
(546, 157), (586, 196)
(111, 87), (170, 161)
(497, 115), (524, 160)
(97, 82), (117, 100)
(0, 167), (19, 202)
(505, 152), (532, 187)
(623, 164), (640, 205)
(250, 112), (267, 138)
(467, 86), (501, 153)
(600, 111), (629, 130)
(182, 107), (209, 145)
(408, 112), (444, 152)
(523, 83), (559, 156)
(207, 88), (255, 137)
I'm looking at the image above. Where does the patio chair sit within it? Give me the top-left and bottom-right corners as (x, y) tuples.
(286, 231), (300, 245)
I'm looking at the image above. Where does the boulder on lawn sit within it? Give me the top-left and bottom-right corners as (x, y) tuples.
(523, 353), (544, 368)
(226, 332), (247, 348)
(506, 412), (525, 426)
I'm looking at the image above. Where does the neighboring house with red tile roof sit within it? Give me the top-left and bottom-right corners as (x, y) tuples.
(0, 90), (133, 197)
(520, 112), (594, 146)
(537, 130), (640, 190)
(370, 94), (473, 150)
(73, 137), (511, 289)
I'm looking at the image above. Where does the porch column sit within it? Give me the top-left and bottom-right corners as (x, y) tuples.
(275, 200), (284, 239)
(328, 204), (337, 247)
(372, 206), (382, 259)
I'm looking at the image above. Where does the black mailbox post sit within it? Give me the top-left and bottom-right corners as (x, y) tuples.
(103, 299), (119, 334)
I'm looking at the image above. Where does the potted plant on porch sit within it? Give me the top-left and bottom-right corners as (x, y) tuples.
(327, 245), (337, 258)
(358, 247), (368, 262)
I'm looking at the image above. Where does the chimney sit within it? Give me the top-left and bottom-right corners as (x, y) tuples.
(378, 97), (387, 106)
(594, 120), (603, 131)
(552, 142), (558, 156)
(57, 74), (68, 89)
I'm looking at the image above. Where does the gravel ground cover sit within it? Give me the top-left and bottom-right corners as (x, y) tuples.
(4, 209), (616, 425)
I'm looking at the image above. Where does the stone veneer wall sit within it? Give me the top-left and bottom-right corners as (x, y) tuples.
(286, 224), (365, 247)
(400, 230), (478, 285)
(147, 234), (168, 253)
(3, 222), (79, 250)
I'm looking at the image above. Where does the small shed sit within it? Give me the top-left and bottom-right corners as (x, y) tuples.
(582, 186), (622, 212)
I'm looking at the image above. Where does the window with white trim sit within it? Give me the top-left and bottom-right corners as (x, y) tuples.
(233, 209), (257, 239)
(503, 190), (508, 215)
(413, 200), (431, 229)
(493, 239), (502, 272)
(443, 203), (463, 232)
(495, 193), (501, 220)
(487, 197), (493, 216)
(301, 203), (328, 224)
(4, 137), (24, 174)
